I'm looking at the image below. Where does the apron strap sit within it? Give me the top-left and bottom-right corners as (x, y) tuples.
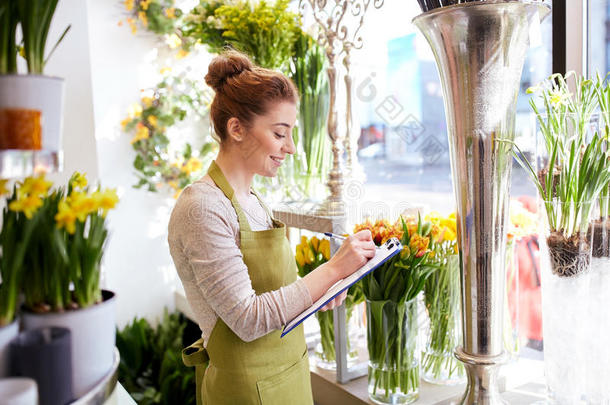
(182, 338), (209, 405)
(207, 160), (252, 232)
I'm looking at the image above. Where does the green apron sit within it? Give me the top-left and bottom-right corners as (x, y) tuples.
(182, 161), (313, 405)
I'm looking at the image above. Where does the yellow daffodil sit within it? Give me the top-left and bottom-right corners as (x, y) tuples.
(147, 115), (158, 128)
(0, 179), (10, 196)
(165, 7), (176, 18)
(68, 191), (98, 222)
(166, 33), (182, 49)
(319, 239), (330, 261)
(70, 172), (88, 190)
(140, 0), (151, 11)
(138, 11), (148, 26)
(19, 174), (52, 198)
(93, 188), (119, 217)
(127, 17), (137, 34)
(8, 194), (43, 219)
(123, 0), (134, 11)
(175, 49), (189, 60)
(181, 157), (203, 175)
(120, 117), (132, 130)
(55, 200), (77, 234)
(141, 96), (153, 108)
(130, 123), (150, 144)
(127, 102), (142, 119)
(548, 89), (571, 107)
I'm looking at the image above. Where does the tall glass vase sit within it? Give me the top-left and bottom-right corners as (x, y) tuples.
(585, 195), (610, 404)
(314, 304), (359, 369)
(422, 254), (465, 385)
(366, 298), (419, 405)
(539, 200), (593, 404)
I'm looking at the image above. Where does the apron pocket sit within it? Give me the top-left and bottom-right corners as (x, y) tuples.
(256, 350), (312, 405)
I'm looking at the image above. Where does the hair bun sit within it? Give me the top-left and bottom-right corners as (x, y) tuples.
(205, 50), (254, 92)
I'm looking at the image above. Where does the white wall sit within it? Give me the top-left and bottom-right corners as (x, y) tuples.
(85, 0), (183, 327)
(45, 0), (98, 185)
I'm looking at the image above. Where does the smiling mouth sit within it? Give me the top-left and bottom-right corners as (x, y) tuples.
(270, 156), (283, 164)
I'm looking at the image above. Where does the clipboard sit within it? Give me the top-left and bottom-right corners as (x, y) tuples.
(281, 237), (402, 337)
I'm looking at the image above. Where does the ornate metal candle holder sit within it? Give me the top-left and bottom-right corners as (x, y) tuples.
(299, 0), (383, 216)
(413, 1), (550, 403)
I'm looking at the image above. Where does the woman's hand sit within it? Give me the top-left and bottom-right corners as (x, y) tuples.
(301, 230), (376, 304)
(326, 230), (376, 280)
(319, 290), (348, 311)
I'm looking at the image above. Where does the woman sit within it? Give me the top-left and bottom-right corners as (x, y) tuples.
(168, 50), (375, 405)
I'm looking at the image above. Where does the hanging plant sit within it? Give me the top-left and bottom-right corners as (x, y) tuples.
(120, 73), (217, 197)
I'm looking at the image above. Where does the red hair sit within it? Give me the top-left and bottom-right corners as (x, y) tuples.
(205, 50), (299, 142)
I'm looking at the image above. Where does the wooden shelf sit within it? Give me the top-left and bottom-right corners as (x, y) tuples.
(0, 150), (62, 179)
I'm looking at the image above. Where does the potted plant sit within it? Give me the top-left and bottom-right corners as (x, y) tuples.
(356, 216), (437, 405)
(512, 72), (610, 403)
(593, 73), (610, 259)
(0, 177), (49, 376)
(0, 0), (70, 153)
(5, 172), (119, 398)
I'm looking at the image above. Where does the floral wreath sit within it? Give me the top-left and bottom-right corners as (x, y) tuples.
(120, 72), (217, 198)
(119, 0), (310, 196)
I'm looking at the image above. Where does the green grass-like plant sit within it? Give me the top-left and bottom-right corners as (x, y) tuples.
(16, 0), (70, 74)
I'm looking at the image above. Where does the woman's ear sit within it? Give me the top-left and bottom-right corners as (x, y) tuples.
(226, 117), (244, 142)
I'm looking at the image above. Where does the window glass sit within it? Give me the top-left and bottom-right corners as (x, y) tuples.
(350, 2), (553, 215)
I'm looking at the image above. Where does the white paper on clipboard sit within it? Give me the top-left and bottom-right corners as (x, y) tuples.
(281, 237), (402, 337)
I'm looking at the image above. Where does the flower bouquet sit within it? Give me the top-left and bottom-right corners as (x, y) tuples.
(513, 72), (610, 403)
(420, 212), (465, 385)
(295, 236), (364, 368)
(356, 217), (437, 405)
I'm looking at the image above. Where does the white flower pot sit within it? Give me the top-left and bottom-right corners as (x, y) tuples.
(0, 320), (18, 377)
(0, 74), (65, 151)
(0, 377), (38, 405)
(21, 290), (116, 399)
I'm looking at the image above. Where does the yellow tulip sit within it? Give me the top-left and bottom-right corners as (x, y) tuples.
(319, 239), (330, 261)
(301, 235), (307, 246)
(295, 246), (305, 268)
(310, 236), (319, 252)
(55, 200), (77, 234)
(0, 179), (9, 196)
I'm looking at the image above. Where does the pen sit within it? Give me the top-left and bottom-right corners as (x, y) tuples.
(324, 232), (381, 249)
(324, 232), (346, 240)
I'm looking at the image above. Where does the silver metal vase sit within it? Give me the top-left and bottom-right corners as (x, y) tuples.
(413, 1), (550, 404)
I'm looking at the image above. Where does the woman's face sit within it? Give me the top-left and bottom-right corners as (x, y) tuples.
(240, 101), (297, 177)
